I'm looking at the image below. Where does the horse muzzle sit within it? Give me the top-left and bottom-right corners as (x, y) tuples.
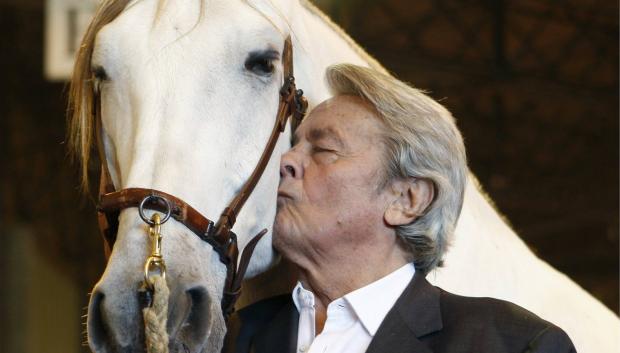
(87, 283), (213, 353)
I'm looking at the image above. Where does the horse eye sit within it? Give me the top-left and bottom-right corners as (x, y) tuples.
(244, 50), (278, 76)
(92, 66), (109, 81)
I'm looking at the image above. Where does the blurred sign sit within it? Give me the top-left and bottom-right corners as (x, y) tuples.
(44, 0), (98, 81)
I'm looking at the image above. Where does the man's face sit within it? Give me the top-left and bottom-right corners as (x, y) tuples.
(274, 95), (396, 267)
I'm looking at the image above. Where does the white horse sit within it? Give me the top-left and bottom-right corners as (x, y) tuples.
(69, 0), (619, 352)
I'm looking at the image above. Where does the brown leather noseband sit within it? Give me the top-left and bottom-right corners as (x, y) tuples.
(93, 36), (307, 319)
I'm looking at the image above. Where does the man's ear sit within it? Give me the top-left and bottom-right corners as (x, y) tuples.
(384, 178), (435, 226)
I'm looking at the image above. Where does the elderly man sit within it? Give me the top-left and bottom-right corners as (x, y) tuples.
(224, 64), (575, 353)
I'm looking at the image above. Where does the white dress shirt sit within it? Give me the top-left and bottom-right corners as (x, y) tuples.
(292, 263), (415, 353)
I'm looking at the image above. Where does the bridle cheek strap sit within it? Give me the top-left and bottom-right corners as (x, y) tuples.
(94, 35), (307, 319)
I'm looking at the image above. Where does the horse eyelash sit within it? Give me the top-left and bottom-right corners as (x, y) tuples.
(244, 49), (280, 76)
(92, 65), (109, 81)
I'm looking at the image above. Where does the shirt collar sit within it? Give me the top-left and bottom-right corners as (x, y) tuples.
(344, 263), (415, 336)
(292, 281), (315, 311)
(290, 263), (415, 336)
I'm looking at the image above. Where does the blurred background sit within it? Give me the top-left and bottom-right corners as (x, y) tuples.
(0, 0), (617, 352)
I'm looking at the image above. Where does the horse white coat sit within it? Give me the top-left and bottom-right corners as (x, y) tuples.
(74, 0), (619, 352)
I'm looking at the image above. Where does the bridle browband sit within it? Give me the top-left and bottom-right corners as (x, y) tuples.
(92, 36), (307, 318)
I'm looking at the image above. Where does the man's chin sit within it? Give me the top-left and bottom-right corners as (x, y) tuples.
(272, 217), (294, 253)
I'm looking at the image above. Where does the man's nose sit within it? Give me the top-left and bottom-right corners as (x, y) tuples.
(280, 150), (302, 179)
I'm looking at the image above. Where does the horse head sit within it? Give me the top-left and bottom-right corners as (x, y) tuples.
(69, 0), (325, 351)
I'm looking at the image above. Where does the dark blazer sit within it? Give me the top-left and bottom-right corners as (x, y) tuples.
(224, 272), (576, 353)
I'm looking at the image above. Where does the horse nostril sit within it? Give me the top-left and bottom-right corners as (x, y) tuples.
(175, 286), (211, 349)
(187, 287), (210, 338)
(86, 286), (142, 351)
(87, 289), (108, 351)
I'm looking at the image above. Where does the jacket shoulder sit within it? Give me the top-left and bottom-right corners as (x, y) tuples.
(435, 289), (575, 352)
(439, 289), (546, 329)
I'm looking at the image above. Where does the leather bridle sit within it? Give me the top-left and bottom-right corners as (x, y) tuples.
(92, 36), (307, 319)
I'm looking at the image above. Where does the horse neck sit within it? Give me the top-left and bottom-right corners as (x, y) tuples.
(290, 2), (385, 106)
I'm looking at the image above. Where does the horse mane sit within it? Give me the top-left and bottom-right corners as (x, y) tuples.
(68, 0), (133, 192)
(299, 0), (388, 75)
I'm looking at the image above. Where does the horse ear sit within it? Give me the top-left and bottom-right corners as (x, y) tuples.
(384, 178), (434, 226)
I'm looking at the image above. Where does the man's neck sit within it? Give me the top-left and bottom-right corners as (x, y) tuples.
(296, 246), (409, 333)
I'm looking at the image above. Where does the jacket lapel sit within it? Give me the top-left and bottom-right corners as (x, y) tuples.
(365, 272), (443, 353)
(252, 300), (299, 353)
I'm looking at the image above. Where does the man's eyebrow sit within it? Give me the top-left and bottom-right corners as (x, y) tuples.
(307, 127), (345, 148)
(291, 126), (345, 147)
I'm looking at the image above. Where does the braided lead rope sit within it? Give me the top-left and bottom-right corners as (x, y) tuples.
(143, 275), (170, 353)
(140, 206), (170, 353)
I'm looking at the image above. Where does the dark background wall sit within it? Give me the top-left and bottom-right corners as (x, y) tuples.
(0, 0), (617, 352)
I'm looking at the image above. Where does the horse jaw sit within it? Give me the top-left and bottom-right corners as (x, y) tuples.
(86, 0), (298, 351)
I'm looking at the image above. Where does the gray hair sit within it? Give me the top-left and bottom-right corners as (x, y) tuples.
(325, 63), (468, 273)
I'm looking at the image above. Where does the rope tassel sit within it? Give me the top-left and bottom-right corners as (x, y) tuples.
(143, 275), (170, 353)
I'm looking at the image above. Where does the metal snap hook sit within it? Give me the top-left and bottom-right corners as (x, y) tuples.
(144, 256), (167, 288)
(139, 195), (172, 225)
